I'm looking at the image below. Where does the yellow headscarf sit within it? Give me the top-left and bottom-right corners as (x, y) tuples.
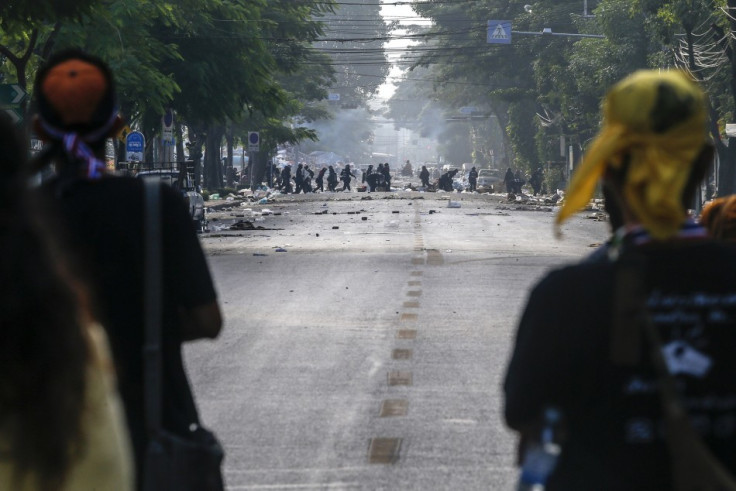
(555, 69), (709, 240)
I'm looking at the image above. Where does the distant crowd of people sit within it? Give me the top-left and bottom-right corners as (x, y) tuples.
(264, 162), (394, 194)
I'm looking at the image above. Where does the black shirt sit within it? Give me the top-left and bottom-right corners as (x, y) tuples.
(504, 239), (736, 490)
(41, 176), (217, 470)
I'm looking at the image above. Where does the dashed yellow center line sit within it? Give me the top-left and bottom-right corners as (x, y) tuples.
(392, 349), (413, 360)
(368, 438), (402, 464)
(387, 371), (413, 386)
(396, 329), (417, 339)
(379, 399), (409, 417)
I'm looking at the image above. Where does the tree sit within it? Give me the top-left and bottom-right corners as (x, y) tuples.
(315, 0), (391, 108)
(0, 0), (98, 123)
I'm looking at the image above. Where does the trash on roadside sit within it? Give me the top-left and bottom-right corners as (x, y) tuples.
(447, 201), (461, 208)
(428, 210), (437, 214)
(253, 253), (268, 256)
(258, 197), (269, 204)
(362, 217), (368, 221)
(275, 248), (287, 252)
(210, 193), (220, 200)
(545, 193), (561, 204)
(230, 220), (264, 230)
(332, 226), (340, 229)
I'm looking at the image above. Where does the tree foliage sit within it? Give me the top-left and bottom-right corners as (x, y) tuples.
(384, 0), (736, 196)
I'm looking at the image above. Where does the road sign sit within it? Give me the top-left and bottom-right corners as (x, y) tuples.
(3, 107), (23, 126)
(248, 131), (260, 152)
(487, 20), (511, 44)
(0, 84), (27, 107)
(459, 106), (478, 115)
(126, 131), (145, 162)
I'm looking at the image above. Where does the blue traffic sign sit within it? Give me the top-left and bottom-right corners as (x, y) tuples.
(487, 20), (511, 44)
(126, 131), (145, 161)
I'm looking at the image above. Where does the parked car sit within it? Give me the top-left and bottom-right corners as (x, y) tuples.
(137, 169), (206, 232)
(476, 169), (503, 192)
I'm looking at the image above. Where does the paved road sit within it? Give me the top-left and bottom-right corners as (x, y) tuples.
(184, 191), (609, 490)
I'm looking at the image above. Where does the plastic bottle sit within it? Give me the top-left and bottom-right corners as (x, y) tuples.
(517, 406), (562, 491)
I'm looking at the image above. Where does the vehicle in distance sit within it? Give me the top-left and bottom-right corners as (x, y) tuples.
(137, 169), (206, 232)
(476, 169), (503, 192)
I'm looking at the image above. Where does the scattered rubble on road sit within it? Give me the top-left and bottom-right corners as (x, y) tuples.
(230, 220), (264, 231)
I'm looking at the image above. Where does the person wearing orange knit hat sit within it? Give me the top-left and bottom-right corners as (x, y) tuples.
(30, 49), (224, 490)
(504, 70), (736, 490)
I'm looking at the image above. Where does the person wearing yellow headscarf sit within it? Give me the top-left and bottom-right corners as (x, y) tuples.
(504, 71), (736, 490)
(556, 69), (711, 240)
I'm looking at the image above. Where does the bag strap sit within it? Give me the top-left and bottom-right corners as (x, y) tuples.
(143, 178), (163, 434)
(614, 253), (736, 491)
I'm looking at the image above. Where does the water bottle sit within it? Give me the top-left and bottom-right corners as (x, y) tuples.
(517, 407), (562, 491)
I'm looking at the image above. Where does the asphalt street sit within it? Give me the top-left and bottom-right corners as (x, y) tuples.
(183, 188), (609, 490)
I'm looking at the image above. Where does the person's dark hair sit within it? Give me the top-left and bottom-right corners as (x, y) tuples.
(0, 112), (89, 489)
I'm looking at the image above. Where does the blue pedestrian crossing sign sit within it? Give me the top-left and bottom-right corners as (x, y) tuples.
(487, 20), (511, 44)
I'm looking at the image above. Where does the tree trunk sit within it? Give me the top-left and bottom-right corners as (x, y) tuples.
(225, 125), (234, 186)
(204, 125), (224, 190)
(175, 120), (185, 167)
(251, 147), (271, 190)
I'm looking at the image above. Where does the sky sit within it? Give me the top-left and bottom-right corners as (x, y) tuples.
(375, 1), (430, 101)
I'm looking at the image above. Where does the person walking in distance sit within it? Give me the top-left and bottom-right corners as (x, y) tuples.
(302, 164), (314, 193)
(382, 163), (392, 190)
(420, 165), (430, 188)
(30, 49), (223, 489)
(327, 165), (338, 192)
(504, 167), (515, 193)
(529, 167), (544, 196)
(280, 164), (292, 194)
(314, 167), (326, 192)
(294, 163), (304, 194)
(362, 164), (373, 187)
(504, 69), (736, 490)
(340, 164), (356, 191)
(468, 166), (478, 192)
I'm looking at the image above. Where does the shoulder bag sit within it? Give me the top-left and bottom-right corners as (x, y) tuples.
(142, 178), (225, 491)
